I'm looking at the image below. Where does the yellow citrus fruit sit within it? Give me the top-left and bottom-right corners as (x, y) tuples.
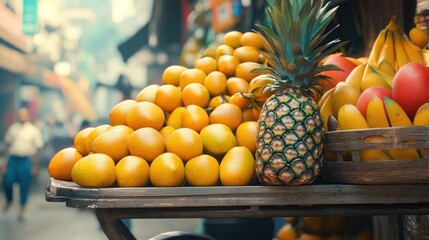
(109, 124), (134, 134)
(226, 77), (250, 95)
(200, 123), (237, 156)
(224, 31), (243, 49)
(215, 44), (234, 60)
(109, 99), (137, 126)
(248, 77), (275, 102)
(276, 223), (297, 240)
(208, 95), (230, 109)
(166, 128), (203, 162)
(126, 101), (165, 130)
(155, 84), (183, 113)
(235, 121), (258, 154)
(127, 127), (165, 162)
(71, 153), (116, 188)
(240, 32), (263, 49)
(48, 147), (83, 181)
(409, 27), (429, 49)
(179, 68), (207, 89)
(332, 82), (362, 118)
(91, 128), (131, 163)
(203, 45), (217, 58)
(115, 155), (150, 187)
(162, 65), (188, 86)
(166, 106), (184, 129)
(150, 152), (185, 187)
(74, 127), (95, 156)
(219, 146), (255, 186)
(159, 126), (175, 143)
(243, 108), (257, 122)
(209, 103), (243, 131)
(135, 84), (160, 102)
(204, 71), (227, 97)
(218, 55), (240, 77)
(180, 105), (209, 132)
(233, 46), (260, 63)
(84, 124), (111, 155)
(185, 154), (220, 186)
(181, 83), (210, 108)
(235, 62), (261, 82)
(229, 92), (251, 110)
(195, 56), (217, 74)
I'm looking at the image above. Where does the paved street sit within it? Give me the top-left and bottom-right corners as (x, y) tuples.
(0, 169), (201, 240)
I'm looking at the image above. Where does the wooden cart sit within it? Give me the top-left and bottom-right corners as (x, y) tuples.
(45, 179), (429, 240)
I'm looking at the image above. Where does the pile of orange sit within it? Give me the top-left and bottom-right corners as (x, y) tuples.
(48, 30), (270, 188)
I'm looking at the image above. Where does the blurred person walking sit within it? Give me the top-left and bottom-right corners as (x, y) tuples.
(1, 107), (44, 221)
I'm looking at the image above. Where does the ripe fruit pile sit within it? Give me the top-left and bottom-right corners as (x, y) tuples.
(318, 17), (429, 161)
(48, 31), (267, 188)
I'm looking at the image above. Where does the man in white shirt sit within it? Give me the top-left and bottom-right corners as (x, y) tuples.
(1, 107), (44, 221)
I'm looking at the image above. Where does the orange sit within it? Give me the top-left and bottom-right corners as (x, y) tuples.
(166, 106), (184, 129)
(204, 71), (227, 97)
(74, 127), (95, 156)
(409, 27), (428, 49)
(276, 223), (297, 240)
(240, 32), (263, 49)
(155, 84), (183, 113)
(84, 124), (111, 155)
(181, 83), (210, 108)
(233, 46), (261, 63)
(215, 44), (234, 60)
(219, 146), (255, 186)
(179, 68), (207, 89)
(159, 126), (175, 143)
(48, 147), (83, 181)
(224, 31), (243, 49)
(91, 128), (131, 163)
(235, 121), (258, 154)
(127, 101), (165, 130)
(229, 92), (251, 110)
(208, 95), (230, 109)
(248, 77), (275, 102)
(115, 155), (150, 187)
(209, 103), (243, 131)
(162, 65), (188, 86)
(180, 105), (209, 132)
(226, 77), (249, 95)
(243, 108), (257, 122)
(149, 152), (185, 187)
(185, 154), (219, 186)
(127, 127), (165, 162)
(235, 62), (261, 82)
(166, 128), (203, 162)
(203, 45), (217, 58)
(195, 56), (217, 74)
(109, 99), (137, 126)
(200, 123), (237, 156)
(71, 153), (116, 188)
(135, 84), (160, 102)
(109, 124), (134, 134)
(218, 55), (240, 77)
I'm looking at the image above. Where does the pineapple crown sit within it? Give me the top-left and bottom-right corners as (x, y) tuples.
(253, 0), (348, 98)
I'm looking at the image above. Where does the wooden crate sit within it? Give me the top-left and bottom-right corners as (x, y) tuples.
(322, 126), (429, 184)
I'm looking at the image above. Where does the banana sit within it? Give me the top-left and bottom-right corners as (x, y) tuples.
(366, 28), (387, 67)
(414, 103), (429, 126)
(338, 104), (391, 161)
(345, 63), (365, 89)
(317, 87), (335, 108)
(377, 59), (396, 77)
(370, 65), (394, 88)
(320, 93), (334, 131)
(393, 30), (409, 70)
(384, 97), (420, 159)
(400, 30), (425, 65)
(422, 49), (429, 66)
(377, 30), (395, 70)
(366, 96), (390, 128)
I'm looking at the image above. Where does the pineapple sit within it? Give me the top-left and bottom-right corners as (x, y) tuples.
(254, 0), (347, 185)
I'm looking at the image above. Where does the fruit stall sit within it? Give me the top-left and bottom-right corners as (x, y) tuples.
(45, 0), (429, 239)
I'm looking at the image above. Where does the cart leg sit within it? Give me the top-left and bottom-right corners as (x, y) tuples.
(95, 209), (137, 240)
